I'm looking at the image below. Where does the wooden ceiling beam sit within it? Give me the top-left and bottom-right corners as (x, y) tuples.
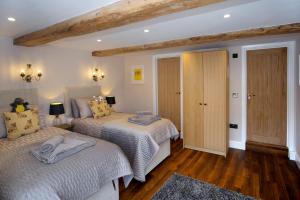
(92, 22), (300, 57)
(14, 0), (224, 47)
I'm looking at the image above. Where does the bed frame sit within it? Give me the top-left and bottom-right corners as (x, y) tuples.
(87, 179), (119, 200)
(65, 86), (171, 179)
(0, 88), (121, 200)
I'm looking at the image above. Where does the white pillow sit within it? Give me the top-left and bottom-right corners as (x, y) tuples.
(70, 98), (80, 118)
(28, 105), (47, 128)
(75, 98), (93, 119)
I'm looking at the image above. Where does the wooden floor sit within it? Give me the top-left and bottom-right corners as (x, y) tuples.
(120, 139), (300, 200)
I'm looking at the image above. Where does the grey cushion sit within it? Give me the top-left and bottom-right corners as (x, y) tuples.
(71, 99), (80, 118)
(75, 98), (93, 119)
(0, 107), (10, 138)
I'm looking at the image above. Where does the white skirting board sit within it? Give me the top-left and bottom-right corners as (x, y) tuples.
(289, 151), (296, 161)
(295, 152), (300, 170)
(229, 140), (245, 150)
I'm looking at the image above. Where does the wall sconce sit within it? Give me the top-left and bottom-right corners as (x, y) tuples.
(20, 64), (42, 83)
(92, 68), (104, 82)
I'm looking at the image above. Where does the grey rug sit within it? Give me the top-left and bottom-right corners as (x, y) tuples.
(152, 173), (255, 200)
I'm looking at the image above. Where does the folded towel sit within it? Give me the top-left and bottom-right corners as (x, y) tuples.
(128, 115), (161, 126)
(31, 136), (96, 164)
(39, 135), (64, 155)
(136, 111), (153, 115)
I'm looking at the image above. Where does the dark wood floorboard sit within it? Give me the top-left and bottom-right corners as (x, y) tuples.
(120, 139), (300, 200)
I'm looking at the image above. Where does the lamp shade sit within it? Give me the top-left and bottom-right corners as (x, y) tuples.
(106, 96), (116, 105)
(49, 103), (65, 116)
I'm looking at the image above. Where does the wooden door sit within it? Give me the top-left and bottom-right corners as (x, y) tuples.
(157, 57), (181, 130)
(183, 52), (204, 148)
(203, 50), (228, 153)
(247, 47), (287, 146)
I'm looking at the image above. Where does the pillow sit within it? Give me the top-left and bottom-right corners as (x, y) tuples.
(88, 100), (111, 119)
(28, 105), (47, 128)
(101, 101), (112, 116)
(0, 107), (10, 138)
(75, 98), (93, 119)
(92, 96), (104, 102)
(70, 98), (80, 118)
(3, 108), (40, 140)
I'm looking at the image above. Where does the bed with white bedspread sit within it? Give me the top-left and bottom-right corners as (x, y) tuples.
(72, 112), (179, 182)
(0, 127), (133, 200)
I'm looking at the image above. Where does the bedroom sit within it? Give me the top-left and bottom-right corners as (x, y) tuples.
(0, 0), (300, 199)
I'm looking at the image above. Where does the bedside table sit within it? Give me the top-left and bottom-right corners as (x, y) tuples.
(55, 123), (73, 131)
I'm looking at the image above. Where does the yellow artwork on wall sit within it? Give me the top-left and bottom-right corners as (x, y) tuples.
(134, 68), (142, 81)
(131, 65), (144, 84)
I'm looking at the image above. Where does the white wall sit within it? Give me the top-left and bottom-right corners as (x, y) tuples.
(123, 54), (154, 113)
(0, 37), (125, 115)
(121, 42), (300, 151)
(227, 46), (243, 142)
(122, 47), (245, 143)
(295, 39), (300, 169)
(1, 35), (299, 156)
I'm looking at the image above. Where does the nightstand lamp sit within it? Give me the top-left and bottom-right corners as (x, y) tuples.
(49, 103), (65, 126)
(106, 96), (116, 107)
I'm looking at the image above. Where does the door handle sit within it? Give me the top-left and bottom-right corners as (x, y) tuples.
(199, 103), (202, 106)
(204, 103), (207, 106)
(176, 92), (181, 95)
(248, 94), (256, 100)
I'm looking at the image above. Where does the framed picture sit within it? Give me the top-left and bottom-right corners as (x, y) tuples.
(131, 65), (144, 84)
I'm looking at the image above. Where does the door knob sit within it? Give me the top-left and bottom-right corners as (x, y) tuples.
(248, 94), (256, 100)
(176, 92), (181, 95)
(204, 103), (207, 106)
(199, 103), (202, 105)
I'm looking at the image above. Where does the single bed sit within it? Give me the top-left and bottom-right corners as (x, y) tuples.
(0, 88), (133, 200)
(66, 86), (179, 182)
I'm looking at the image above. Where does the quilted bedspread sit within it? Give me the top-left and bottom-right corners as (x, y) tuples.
(0, 127), (133, 200)
(72, 112), (179, 181)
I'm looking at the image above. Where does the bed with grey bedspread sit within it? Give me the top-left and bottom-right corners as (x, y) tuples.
(0, 127), (133, 200)
(72, 112), (179, 182)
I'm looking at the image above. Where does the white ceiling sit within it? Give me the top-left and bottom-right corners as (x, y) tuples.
(1, 0), (300, 51)
(0, 0), (120, 37)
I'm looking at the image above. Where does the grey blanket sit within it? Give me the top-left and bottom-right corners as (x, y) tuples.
(72, 112), (179, 182)
(0, 127), (133, 200)
(32, 135), (96, 164)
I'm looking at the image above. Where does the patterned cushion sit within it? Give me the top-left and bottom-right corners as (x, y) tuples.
(0, 107), (10, 138)
(3, 109), (40, 140)
(88, 100), (111, 119)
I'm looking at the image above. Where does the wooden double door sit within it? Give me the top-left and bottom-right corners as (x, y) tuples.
(247, 47), (287, 146)
(183, 50), (228, 156)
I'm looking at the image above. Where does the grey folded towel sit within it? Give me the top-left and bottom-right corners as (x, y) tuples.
(31, 136), (96, 164)
(128, 115), (161, 126)
(136, 111), (153, 115)
(39, 135), (64, 155)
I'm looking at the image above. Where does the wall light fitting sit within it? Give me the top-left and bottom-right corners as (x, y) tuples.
(92, 68), (104, 82)
(20, 64), (42, 83)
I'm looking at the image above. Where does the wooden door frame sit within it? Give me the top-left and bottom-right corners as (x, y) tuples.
(153, 52), (183, 138)
(241, 41), (296, 160)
